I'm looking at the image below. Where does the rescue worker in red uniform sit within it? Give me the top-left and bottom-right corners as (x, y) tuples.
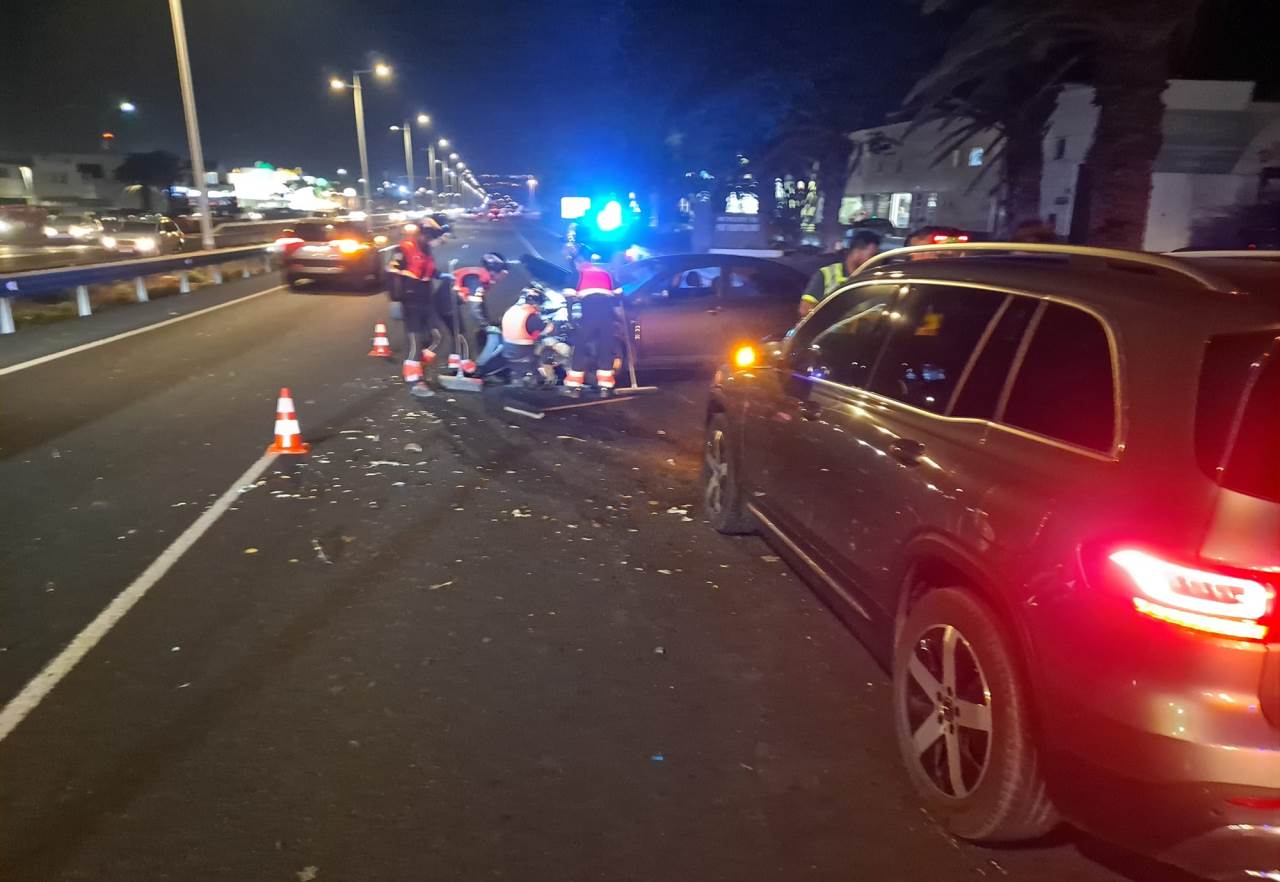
(501, 287), (551, 385)
(451, 253), (510, 377)
(564, 256), (622, 395)
(390, 220), (450, 399)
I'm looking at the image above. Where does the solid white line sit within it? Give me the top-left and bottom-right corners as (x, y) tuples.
(0, 449), (279, 744)
(0, 283), (286, 377)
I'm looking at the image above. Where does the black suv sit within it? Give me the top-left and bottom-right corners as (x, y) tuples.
(703, 243), (1280, 881)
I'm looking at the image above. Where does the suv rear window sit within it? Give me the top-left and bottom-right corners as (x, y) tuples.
(294, 222), (363, 241)
(1197, 332), (1280, 501)
(1002, 303), (1116, 452)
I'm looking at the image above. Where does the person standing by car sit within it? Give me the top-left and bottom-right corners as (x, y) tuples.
(798, 230), (881, 319)
(391, 220), (449, 399)
(564, 256), (623, 395)
(501, 287), (552, 385)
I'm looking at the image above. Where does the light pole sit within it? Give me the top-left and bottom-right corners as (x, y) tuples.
(330, 62), (391, 217)
(526, 177), (538, 211)
(388, 113), (429, 210)
(167, 0), (214, 251)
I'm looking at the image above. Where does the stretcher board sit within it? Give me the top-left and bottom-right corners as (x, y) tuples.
(500, 386), (636, 419)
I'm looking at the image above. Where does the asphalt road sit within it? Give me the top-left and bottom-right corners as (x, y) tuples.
(0, 219), (1199, 882)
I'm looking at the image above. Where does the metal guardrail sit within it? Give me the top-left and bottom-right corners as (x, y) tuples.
(0, 244), (272, 334)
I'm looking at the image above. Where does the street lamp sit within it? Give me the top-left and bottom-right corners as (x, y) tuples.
(388, 113), (430, 210)
(118, 100), (137, 114)
(526, 176), (538, 211)
(329, 61), (392, 217)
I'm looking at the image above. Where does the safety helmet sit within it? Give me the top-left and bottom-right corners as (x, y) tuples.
(418, 217), (444, 239)
(522, 286), (546, 306)
(481, 251), (507, 275)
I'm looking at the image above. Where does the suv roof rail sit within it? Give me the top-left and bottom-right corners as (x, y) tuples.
(1167, 250), (1280, 260)
(859, 242), (1243, 293)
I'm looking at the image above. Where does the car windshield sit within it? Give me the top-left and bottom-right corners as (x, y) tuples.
(117, 220), (158, 232)
(616, 260), (661, 288)
(294, 221), (364, 241)
(48, 215), (87, 226)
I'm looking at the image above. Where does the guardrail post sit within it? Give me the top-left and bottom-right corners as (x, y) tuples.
(242, 262), (251, 279)
(76, 285), (92, 317)
(263, 254), (273, 273)
(179, 271), (191, 294)
(134, 277), (149, 303)
(0, 297), (13, 334)
(211, 266), (223, 285)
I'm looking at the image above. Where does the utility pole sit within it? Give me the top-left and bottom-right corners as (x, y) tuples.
(167, 0), (214, 251)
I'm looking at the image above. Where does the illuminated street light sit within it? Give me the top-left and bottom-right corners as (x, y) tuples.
(336, 167), (347, 175)
(329, 60), (393, 216)
(119, 101), (137, 114)
(438, 138), (449, 148)
(448, 152), (459, 162)
(416, 113), (430, 126)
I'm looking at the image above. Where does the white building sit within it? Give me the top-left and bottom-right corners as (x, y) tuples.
(0, 153), (128, 207)
(844, 80), (1280, 250)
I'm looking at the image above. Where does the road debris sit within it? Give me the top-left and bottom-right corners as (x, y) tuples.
(243, 547), (258, 555)
(428, 580), (455, 591)
(296, 868), (319, 882)
(311, 538), (332, 565)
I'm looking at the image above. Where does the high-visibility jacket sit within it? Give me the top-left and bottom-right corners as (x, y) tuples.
(801, 261), (846, 305)
(397, 237), (436, 280)
(576, 265), (615, 295)
(451, 266), (491, 301)
(501, 302), (545, 345)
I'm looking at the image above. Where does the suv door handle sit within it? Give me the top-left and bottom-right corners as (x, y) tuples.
(887, 438), (926, 465)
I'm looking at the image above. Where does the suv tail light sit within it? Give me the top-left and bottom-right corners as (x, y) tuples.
(1108, 549), (1274, 640)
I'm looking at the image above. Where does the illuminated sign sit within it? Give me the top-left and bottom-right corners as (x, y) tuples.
(560, 196), (591, 219)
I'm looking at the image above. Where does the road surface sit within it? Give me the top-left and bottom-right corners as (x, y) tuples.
(0, 219), (1198, 881)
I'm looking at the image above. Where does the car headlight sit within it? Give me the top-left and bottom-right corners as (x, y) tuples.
(101, 235), (117, 249)
(0, 219), (11, 234)
(43, 226), (58, 238)
(135, 237), (158, 252)
(69, 225), (92, 238)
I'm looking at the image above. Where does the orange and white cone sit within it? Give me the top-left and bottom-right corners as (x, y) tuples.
(596, 369), (616, 390)
(447, 353), (461, 371)
(368, 323), (392, 357)
(267, 387), (310, 454)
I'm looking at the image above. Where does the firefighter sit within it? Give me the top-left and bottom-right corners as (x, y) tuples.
(451, 252), (510, 375)
(564, 255), (622, 396)
(798, 229), (882, 319)
(391, 220), (450, 399)
(501, 286), (552, 385)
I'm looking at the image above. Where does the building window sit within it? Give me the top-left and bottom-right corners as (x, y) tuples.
(1053, 138), (1066, 160)
(967, 147), (985, 167)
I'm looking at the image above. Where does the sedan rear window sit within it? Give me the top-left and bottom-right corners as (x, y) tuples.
(294, 222), (363, 241)
(1197, 332), (1280, 501)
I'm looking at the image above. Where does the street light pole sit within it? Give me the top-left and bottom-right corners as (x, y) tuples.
(398, 122), (415, 209)
(167, 0), (214, 251)
(426, 143), (437, 208)
(351, 73), (372, 217)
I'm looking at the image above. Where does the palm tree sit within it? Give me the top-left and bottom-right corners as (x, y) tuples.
(906, 0), (1203, 247)
(114, 150), (181, 213)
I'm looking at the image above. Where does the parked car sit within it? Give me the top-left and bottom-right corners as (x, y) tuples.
(42, 212), (104, 244)
(101, 215), (185, 255)
(281, 220), (384, 290)
(703, 242), (1280, 882)
(523, 253), (807, 368)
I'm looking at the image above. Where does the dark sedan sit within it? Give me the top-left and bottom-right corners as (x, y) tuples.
(281, 221), (385, 290)
(524, 253), (806, 368)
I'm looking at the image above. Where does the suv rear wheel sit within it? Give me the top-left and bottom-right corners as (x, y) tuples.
(893, 587), (1057, 841)
(703, 413), (754, 534)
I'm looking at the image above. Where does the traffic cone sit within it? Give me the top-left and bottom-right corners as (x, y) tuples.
(267, 387), (310, 454)
(447, 353), (461, 371)
(368, 323), (392, 357)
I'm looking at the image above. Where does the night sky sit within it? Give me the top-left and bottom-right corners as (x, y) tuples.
(0, 0), (1273, 192)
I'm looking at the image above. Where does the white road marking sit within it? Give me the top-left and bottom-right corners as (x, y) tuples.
(0, 449), (279, 743)
(0, 283), (286, 377)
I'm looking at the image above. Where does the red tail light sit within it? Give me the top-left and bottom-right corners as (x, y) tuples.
(1108, 549), (1274, 640)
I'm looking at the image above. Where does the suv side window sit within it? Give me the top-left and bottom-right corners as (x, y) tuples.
(867, 283), (1006, 413)
(950, 294), (1040, 419)
(1001, 302), (1116, 452)
(726, 264), (802, 302)
(790, 283), (897, 387)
